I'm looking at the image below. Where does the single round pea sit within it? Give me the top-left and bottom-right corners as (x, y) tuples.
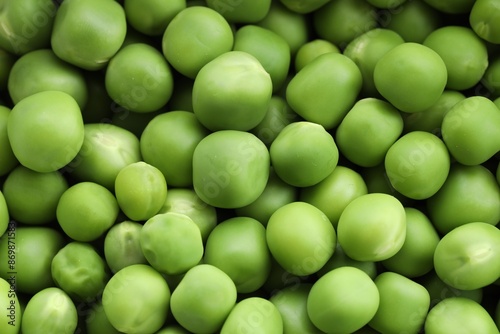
(0, 277), (21, 334)
(102, 264), (171, 334)
(270, 121), (338, 187)
(286, 53), (362, 129)
(482, 57), (500, 98)
(266, 202), (336, 276)
(426, 164), (500, 235)
(104, 221), (148, 274)
(470, 0), (500, 44)
(56, 182), (119, 242)
(69, 123), (142, 190)
(140, 212), (203, 275)
(155, 326), (191, 334)
(21, 287), (77, 334)
(295, 39), (340, 72)
(2, 165), (68, 225)
(204, 217), (271, 293)
(51, 0), (127, 70)
(425, 298), (498, 333)
(7, 90), (84, 173)
(85, 300), (122, 334)
(307, 266), (380, 334)
(170, 264), (237, 334)
(369, 272), (430, 334)
(382, 207), (440, 278)
(220, 297), (283, 333)
(374, 42), (447, 113)
(434, 222), (500, 291)
(192, 130), (270, 209)
(140, 111), (209, 187)
(192, 51), (272, 131)
(124, 0), (186, 36)
(336, 98), (404, 168)
(51, 242), (110, 301)
(0, 106), (17, 177)
(0, 226), (66, 294)
(337, 193), (406, 262)
(162, 6), (234, 79)
(207, 0), (271, 23)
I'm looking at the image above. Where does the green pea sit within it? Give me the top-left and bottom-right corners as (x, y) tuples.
(102, 264), (171, 334)
(286, 53), (362, 129)
(7, 49), (88, 109)
(162, 6), (234, 79)
(294, 39), (340, 72)
(423, 0), (475, 13)
(104, 221), (148, 274)
(7, 90), (84, 173)
(366, 0), (407, 8)
(441, 96), (500, 165)
(482, 57), (500, 98)
(382, 207), (440, 278)
(433, 222), (500, 291)
(204, 217), (271, 293)
(343, 29), (405, 97)
(170, 264), (237, 334)
(0, 191), (7, 237)
(2, 165), (68, 225)
(56, 182), (119, 242)
(51, 0), (127, 70)
(426, 164), (500, 235)
(0, 0), (56, 55)
(425, 298), (498, 333)
(85, 300), (122, 334)
(206, 0), (271, 23)
(21, 287), (77, 334)
(155, 326), (191, 334)
(158, 188), (217, 243)
(374, 42), (447, 113)
(0, 276), (21, 334)
(470, 0), (500, 44)
(369, 272), (430, 334)
(68, 123), (142, 190)
(0, 48), (16, 91)
(313, 0), (377, 48)
(336, 98), (404, 168)
(266, 201), (336, 276)
(51, 242), (110, 301)
(220, 297), (283, 333)
(0, 106), (17, 177)
(307, 266), (380, 334)
(124, 0), (186, 36)
(337, 193), (406, 262)
(140, 111), (209, 187)
(280, 0), (330, 13)
(192, 51), (272, 131)
(192, 130), (270, 209)
(0, 226), (65, 294)
(270, 284), (324, 334)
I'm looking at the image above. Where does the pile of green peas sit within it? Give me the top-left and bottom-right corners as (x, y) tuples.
(0, 0), (500, 333)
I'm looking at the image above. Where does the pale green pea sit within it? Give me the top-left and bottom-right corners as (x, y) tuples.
(295, 39), (340, 72)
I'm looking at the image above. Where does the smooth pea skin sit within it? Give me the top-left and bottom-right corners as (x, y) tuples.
(286, 52), (362, 129)
(56, 182), (119, 242)
(102, 264), (171, 334)
(295, 39), (340, 72)
(337, 193), (406, 262)
(162, 6), (234, 79)
(124, 0), (186, 36)
(51, 242), (110, 301)
(0, 192), (7, 237)
(170, 264), (237, 334)
(0, 227), (66, 295)
(336, 98), (404, 168)
(0, 277), (21, 334)
(192, 130), (270, 209)
(433, 222), (500, 291)
(385, 131), (450, 200)
(204, 217), (271, 293)
(425, 298), (499, 334)
(369, 272), (430, 334)
(270, 121), (339, 187)
(220, 297), (283, 333)
(308, 267), (380, 334)
(207, 0), (271, 23)
(470, 0), (500, 44)
(140, 111), (209, 187)
(7, 90), (84, 173)
(140, 213), (203, 275)
(374, 42), (447, 113)
(193, 51), (272, 131)
(115, 162), (167, 221)
(85, 301), (121, 334)
(279, 0), (330, 13)
(51, 0), (127, 70)
(22, 288), (77, 334)
(266, 202), (336, 276)
(0, 106), (17, 177)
